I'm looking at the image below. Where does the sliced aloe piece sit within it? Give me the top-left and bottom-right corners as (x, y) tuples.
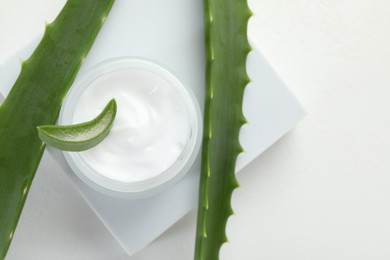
(37, 99), (116, 151)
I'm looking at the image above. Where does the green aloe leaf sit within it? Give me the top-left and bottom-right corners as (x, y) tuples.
(0, 0), (114, 258)
(194, 0), (252, 259)
(37, 99), (117, 152)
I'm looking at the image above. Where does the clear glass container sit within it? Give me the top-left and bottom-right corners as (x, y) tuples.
(59, 58), (202, 199)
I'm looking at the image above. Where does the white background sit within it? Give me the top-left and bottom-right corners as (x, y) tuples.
(1, 0), (390, 259)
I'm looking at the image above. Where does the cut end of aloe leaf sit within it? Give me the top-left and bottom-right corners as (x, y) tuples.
(37, 99), (117, 152)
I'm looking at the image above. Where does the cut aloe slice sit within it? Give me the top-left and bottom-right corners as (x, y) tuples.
(37, 99), (117, 151)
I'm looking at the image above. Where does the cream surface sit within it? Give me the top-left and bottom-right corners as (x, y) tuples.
(72, 68), (190, 183)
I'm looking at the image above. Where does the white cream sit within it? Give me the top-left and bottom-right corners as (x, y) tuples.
(72, 67), (190, 183)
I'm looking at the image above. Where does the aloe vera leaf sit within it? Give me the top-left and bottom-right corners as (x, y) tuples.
(0, 0), (114, 257)
(194, 0), (252, 259)
(37, 99), (117, 152)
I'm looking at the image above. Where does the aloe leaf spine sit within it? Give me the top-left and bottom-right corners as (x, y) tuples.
(0, 0), (114, 258)
(194, 0), (252, 259)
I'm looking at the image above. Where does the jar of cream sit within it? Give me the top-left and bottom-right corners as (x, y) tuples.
(59, 58), (202, 198)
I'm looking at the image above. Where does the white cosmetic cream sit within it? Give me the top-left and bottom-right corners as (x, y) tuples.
(60, 58), (202, 198)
